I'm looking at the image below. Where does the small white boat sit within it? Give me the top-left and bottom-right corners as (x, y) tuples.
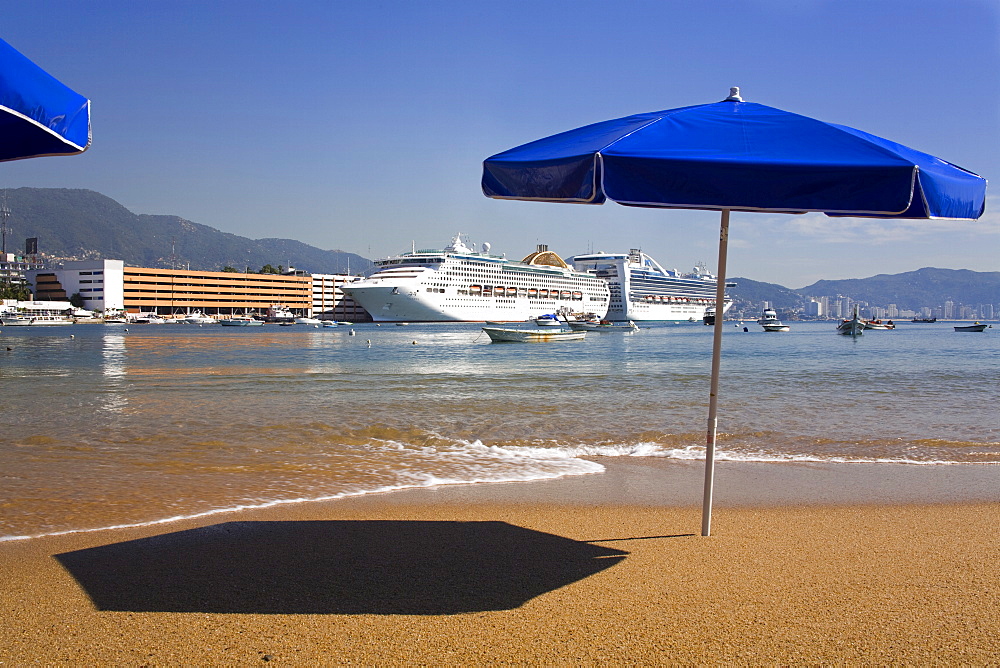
(178, 311), (216, 325)
(219, 315), (264, 327)
(954, 322), (989, 332)
(864, 319), (895, 330)
(294, 317), (323, 325)
(758, 308), (789, 332)
(483, 326), (586, 342)
(322, 321), (339, 328)
(533, 313), (564, 327)
(130, 313), (167, 324)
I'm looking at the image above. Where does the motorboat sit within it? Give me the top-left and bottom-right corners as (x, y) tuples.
(219, 315), (264, 327)
(757, 308), (790, 332)
(954, 322), (989, 332)
(864, 319), (895, 330)
(837, 307), (864, 337)
(533, 313), (564, 326)
(294, 317), (323, 325)
(178, 311), (216, 325)
(482, 326), (586, 342)
(322, 321), (339, 328)
(567, 319), (638, 332)
(130, 313), (167, 324)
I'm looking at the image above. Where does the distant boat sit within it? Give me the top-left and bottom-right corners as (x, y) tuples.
(837, 307), (864, 337)
(911, 317), (937, 323)
(954, 322), (989, 332)
(567, 320), (638, 332)
(757, 307), (790, 332)
(220, 315), (264, 327)
(178, 311), (216, 325)
(482, 326), (586, 343)
(0, 314), (73, 326)
(864, 319), (895, 330)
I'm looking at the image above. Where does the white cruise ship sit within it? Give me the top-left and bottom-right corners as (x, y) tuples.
(570, 250), (733, 323)
(342, 234), (610, 322)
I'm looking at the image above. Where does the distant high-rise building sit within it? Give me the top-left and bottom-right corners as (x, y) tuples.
(806, 300), (823, 317)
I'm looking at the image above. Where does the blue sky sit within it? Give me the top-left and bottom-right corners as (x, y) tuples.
(3, 0), (997, 288)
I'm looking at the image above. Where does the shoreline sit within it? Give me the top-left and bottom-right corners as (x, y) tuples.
(2, 460), (999, 663)
(5, 458), (998, 544)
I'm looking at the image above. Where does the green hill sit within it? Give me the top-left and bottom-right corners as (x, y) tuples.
(1, 187), (372, 275)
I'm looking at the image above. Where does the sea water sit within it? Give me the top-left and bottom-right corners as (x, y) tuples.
(1, 320), (997, 540)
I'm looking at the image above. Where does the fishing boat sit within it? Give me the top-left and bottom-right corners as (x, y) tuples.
(757, 307), (790, 332)
(837, 307), (864, 337)
(219, 315), (264, 327)
(954, 322), (989, 332)
(912, 317), (937, 323)
(864, 319), (895, 330)
(482, 326), (586, 342)
(571, 249), (733, 323)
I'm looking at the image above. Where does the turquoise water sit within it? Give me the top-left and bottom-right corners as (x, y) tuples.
(1, 320), (997, 539)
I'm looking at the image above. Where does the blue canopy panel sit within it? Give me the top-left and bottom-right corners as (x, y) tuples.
(483, 100), (986, 221)
(0, 38), (91, 162)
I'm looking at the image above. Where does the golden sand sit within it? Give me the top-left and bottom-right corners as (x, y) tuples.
(2, 498), (998, 665)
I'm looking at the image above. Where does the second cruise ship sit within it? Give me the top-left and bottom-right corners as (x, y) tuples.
(342, 234), (610, 322)
(570, 249), (733, 323)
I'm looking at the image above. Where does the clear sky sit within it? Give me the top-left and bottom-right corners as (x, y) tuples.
(3, 0), (997, 288)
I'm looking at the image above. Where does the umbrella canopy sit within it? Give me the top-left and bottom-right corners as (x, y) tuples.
(482, 88), (987, 535)
(0, 37), (91, 162)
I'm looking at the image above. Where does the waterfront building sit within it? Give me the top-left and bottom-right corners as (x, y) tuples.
(310, 273), (370, 321)
(1, 251), (43, 289)
(28, 261), (314, 317)
(806, 300), (823, 317)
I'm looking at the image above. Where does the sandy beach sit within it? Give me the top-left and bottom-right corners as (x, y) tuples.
(2, 461), (999, 665)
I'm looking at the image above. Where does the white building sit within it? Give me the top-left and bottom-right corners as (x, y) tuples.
(27, 260), (125, 312)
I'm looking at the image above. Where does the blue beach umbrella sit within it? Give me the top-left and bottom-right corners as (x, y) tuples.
(0, 37), (91, 162)
(482, 88), (987, 536)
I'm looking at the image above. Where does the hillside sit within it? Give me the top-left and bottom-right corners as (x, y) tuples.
(1, 188), (372, 275)
(799, 268), (1000, 311)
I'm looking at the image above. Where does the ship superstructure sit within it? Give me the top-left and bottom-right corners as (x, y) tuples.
(342, 234), (610, 322)
(570, 249), (732, 322)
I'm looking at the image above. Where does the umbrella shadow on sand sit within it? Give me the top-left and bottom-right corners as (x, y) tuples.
(55, 520), (628, 615)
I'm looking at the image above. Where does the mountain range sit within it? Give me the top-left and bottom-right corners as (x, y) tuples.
(1, 187), (372, 276)
(2, 187), (996, 309)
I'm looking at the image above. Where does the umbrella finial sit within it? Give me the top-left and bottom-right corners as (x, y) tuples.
(725, 87), (743, 102)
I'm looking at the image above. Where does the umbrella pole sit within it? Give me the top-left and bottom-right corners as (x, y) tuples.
(702, 208), (730, 537)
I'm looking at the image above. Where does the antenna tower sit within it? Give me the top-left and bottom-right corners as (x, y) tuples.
(0, 190), (10, 256)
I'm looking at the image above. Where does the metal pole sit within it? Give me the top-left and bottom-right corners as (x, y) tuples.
(702, 209), (730, 537)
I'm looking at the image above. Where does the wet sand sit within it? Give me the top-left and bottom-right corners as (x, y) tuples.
(2, 461), (998, 664)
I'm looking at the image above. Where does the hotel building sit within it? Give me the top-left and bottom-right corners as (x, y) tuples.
(27, 260), (370, 320)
